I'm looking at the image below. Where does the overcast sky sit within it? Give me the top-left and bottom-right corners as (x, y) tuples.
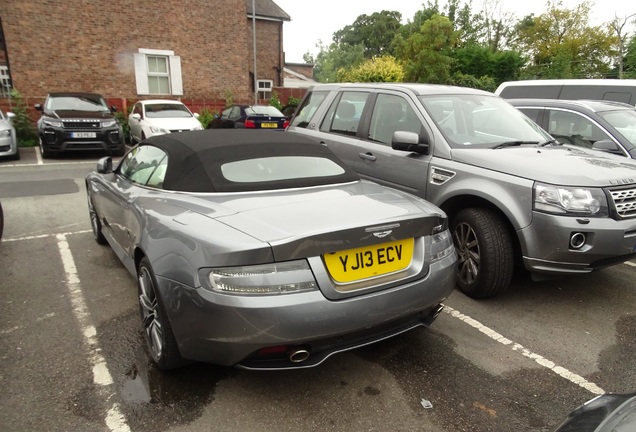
(272, 0), (635, 63)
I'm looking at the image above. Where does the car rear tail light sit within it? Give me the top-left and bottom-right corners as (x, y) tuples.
(283, 120), (290, 129)
(245, 119), (256, 128)
(206, 260), (317, 295)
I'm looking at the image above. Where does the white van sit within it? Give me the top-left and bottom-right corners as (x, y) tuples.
(494, 79), (636, 106)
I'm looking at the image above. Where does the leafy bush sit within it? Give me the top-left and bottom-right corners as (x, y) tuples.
(114, 99), (134, 143)
(268, 91), (283, 110)
(197, 107), (218, 129)
(9, 89), (38, 146)
(336, 55), (405, 83)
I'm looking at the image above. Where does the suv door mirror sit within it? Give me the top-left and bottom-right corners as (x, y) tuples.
(592, 139), (624, 156)
(392, 131), (430, 155)
(34, 104), (43, 111)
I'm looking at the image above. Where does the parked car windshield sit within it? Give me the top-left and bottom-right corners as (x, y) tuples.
(145, 103), (192, 118)
(599, 109), (636, 145)
(47, 95), (110, 113)
(419, 94), (550, 148)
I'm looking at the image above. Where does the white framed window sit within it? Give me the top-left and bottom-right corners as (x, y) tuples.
(0, 66), (10, 97)
(257, 79), (273, 99)
(133, 49), (183, 96)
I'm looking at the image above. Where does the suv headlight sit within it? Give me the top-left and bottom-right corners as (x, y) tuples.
(101, 120), (117, 128)
(534, 182), (608, 217)
(0, 129), (11, 137)
(205, 260), (317, 295)
(43, 119), (63, 128)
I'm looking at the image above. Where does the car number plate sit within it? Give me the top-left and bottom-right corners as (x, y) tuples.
(260, 122), (278, 128)
(71, 132), (97, 138)
(323, 238), (414, 283)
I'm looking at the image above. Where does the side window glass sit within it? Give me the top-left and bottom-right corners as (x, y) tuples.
(230, 106), (241, 120)
(547, 110), (602, 149)
(517, 108), (543, 124)
(119, 146), (168, 187)
(369, 94), (422, 145)
(221, 107), (232, 119)
(320, 91), (369, 136)
(291, 91), (328, 128)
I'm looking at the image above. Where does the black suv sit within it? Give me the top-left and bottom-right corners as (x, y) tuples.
(35, 92), (125, 158)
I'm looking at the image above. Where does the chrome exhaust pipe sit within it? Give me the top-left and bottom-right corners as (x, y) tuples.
(288, 348), (310, 363)
(431, 303), (444, 319)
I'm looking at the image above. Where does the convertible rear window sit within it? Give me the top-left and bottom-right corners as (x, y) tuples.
(221, 156), (346, 183)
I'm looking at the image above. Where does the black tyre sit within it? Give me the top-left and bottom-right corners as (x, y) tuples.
(112, 143), (126, 157)
(0, 201), (4, 239)
(451, 208), (514, 299)
(137, 257), (184, 370)
(39, 137), (55, 159)
(86, 192), (107, 245)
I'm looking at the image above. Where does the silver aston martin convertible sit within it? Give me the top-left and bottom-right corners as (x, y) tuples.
(85, 129), (457, 370)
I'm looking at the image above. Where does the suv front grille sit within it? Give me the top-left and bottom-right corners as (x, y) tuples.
(609, 186), (636, 219)
(62, 120), (101, 129)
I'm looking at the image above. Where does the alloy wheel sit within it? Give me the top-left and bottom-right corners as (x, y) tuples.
(453, 221), (480, 286)
(138, 266), (163, 362)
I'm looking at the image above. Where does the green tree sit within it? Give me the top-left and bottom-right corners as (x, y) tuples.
(624, 35), (636, 78)
(333, 11), (403, 58)
(336, 56), (405, 82)
(8, 89), (37, 146)
(514, 0), (617, 78)
(394, 14), (458, 83)
(312, 41), (365, 83)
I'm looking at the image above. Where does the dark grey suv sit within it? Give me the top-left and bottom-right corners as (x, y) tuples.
(507, 99), (636, 159)
(288, 83), (636, 299)
(35, 92), (125, 158)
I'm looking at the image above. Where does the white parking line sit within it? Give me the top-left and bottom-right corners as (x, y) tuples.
(56, 234), (131, 432)
(1, 229), (91, 242)
(443, 305), (605, 395)
(35, 146), (43, 165)
(625, 261), (636, 268)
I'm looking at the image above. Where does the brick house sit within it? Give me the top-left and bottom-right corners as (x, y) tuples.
(0, 0), (307, 116)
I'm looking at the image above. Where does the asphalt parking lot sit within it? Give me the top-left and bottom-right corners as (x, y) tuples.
(1, 147), (636, 432)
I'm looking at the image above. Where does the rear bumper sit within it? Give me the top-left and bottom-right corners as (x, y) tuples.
(156, 252), (457, 369)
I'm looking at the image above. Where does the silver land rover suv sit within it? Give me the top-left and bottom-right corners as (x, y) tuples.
(287, 83), (636, 298)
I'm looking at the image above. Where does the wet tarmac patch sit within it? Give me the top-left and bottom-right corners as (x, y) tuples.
(98, 310), (233, 431)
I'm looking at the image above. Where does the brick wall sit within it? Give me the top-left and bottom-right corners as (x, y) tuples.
(0, 0), (253, 102)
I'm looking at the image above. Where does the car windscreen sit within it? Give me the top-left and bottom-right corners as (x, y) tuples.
(145, 103), (192, 118)
(600, 109), (636, 145)
(419, 94), (550, 148)
(47, 95), (110, 112)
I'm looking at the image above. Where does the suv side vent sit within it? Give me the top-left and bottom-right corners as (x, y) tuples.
(609, 186), (636, 219)
(429, 167), (456, 186)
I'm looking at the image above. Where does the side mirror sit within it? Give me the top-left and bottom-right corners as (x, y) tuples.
(391, 131), (430, 155)
(131, 113), (141, 121)
(110, 105), (118, 113)
(6, 112), (15, 123)
(96, 157), (113, 174)
(214, 114), (220, 119)
(193, 113), (200, 119)
(592, 139), (624, 156)
(34, 104), (43, 111)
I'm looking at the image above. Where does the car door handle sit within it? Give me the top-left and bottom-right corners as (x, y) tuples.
(359, 152), (377, 161)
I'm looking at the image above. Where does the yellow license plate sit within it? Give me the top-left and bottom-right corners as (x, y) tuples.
(323, 238), (414, 283)
(261, 122), (278, 128)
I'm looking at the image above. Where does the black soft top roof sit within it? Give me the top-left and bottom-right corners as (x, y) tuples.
(139, 129), (360, 192)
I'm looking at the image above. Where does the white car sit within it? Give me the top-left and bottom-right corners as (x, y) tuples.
(0, 108), (19, 160)
(128, 99), (203, 143)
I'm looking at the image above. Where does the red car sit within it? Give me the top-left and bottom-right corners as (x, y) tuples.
(207, 105), (289, 130)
